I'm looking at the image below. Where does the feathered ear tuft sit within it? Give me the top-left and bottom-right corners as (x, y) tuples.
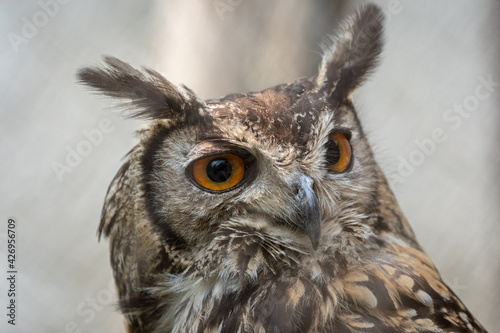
(317, 4), (384, 102)
(77, 56), (204, 123)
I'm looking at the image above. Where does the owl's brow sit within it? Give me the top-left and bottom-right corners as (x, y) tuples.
(327, 127), (353, 139)
(188, 140), (251, 160)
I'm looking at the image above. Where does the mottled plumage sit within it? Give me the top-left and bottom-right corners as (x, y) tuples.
(78, 4), (487, 333)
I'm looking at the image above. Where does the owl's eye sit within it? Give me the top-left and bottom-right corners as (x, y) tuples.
(190, 153), (246, 192)
(325, 133), (352, 173)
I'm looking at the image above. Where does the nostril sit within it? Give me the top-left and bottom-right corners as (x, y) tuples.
(293, 175), (314, 198)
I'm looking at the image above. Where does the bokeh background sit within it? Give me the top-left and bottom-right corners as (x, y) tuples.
(1, 0), (498, 332)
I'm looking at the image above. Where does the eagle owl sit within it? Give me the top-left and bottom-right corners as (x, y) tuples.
(78, 5), (487, 333)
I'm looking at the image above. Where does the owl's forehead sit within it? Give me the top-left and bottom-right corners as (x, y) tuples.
(204, 80), (334, 147)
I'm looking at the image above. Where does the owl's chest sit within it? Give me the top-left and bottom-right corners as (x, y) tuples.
(155, 269), (339, 333)
(155, 229), (346, 332)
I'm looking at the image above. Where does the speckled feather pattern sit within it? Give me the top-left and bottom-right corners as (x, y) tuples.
(78, 4), (487, 333)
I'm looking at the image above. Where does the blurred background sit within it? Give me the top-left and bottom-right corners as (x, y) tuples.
(1, 0), (498, 332)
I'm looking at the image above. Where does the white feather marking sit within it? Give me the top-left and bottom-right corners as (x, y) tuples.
(415, 290), (433, 307)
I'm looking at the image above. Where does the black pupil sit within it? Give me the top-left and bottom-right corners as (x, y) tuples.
(206, 158), (232, 183)
(325, 140), (341, 165)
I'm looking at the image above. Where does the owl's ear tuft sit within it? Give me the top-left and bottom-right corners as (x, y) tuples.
(77, 56), (204, 123)
(317, 4), (384, 102)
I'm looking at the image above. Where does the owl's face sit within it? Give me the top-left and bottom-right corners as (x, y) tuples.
(140, 77), (380, 254)
(78, 3), (386, 262)
(77, 3), (390, 283)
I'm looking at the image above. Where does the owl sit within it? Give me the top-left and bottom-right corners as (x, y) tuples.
(78, 4), (487, 333)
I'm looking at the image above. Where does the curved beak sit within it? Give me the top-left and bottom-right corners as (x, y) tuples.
(294, 175), (321, 250)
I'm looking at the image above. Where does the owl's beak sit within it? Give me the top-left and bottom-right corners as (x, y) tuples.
(294, 175), (321, 250)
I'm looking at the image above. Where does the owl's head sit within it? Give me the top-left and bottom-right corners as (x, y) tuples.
(79, 5), (405, 270)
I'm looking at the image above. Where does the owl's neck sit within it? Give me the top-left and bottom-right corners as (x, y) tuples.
(149, 216), (382, 332)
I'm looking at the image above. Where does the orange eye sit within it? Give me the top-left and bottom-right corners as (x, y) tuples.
(191, 153), (245, 192)
(325, 133), (352, 173)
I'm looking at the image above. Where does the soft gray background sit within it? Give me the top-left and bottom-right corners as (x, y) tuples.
(1, 1), (498, 332)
